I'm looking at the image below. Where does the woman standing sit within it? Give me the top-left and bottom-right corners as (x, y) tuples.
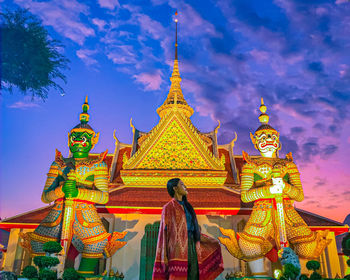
(153, 178), (223, 280)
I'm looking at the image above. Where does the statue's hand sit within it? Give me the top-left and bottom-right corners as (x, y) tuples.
(62, 180), (78, 198)
(67, 169), (76, 181)
(270, 177), (285, 194)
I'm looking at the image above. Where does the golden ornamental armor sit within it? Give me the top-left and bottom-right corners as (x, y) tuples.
(219, 98), (331, 275)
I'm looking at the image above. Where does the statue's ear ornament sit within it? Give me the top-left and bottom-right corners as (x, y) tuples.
(92, 132), (100, 147)
(250, 132), (256, 146)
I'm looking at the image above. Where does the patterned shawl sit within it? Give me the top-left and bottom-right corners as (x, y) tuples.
(153, 199), (224, 280)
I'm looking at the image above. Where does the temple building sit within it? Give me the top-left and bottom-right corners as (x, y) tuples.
(0, 21), (349, 280)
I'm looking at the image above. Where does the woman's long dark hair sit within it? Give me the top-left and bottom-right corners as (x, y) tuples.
(167, 178), (201, 242)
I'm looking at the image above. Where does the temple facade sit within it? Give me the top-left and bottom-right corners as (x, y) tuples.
(0, 26), (349, 279)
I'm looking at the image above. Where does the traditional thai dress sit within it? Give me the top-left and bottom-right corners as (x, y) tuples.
(21, 150), (126, 260)
(153, 199), (223, 280)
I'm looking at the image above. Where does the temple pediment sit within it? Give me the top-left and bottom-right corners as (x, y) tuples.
(123, 111), (224, 170)
(121, 111), (227, 186)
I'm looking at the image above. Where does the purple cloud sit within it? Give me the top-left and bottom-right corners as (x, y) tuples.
(92, 18), (107, 31)
(76, 49), (99, 66)
(8, 100), (40, 109)
(14, 0), (95, 45)
(106, 45), (138, 65)
(133, 70), (163, 91)
(98, 0), (120, 10)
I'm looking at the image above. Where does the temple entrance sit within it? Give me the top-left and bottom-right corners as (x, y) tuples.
(139, 221), (160, 280)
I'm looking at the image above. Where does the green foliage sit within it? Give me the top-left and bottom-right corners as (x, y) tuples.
(0, 8), (69, 99)
(43, 241), (62, 254)
(39, 268), (56, 280)
(306, 260), (320, 272)
(0, 271), (18, 280)
(309, 272), (322, 280)
(33, 256), (46, 270)
(22, 265), (38, 279)
(283, 263), (301, 280)
(342, 233), (350, 257)
(344, 274), (350, 280)
(41, 256), (59, 268)
(62, 268), (80, 280)
(33, 255), (59, 270)
(347, 259), (350, 267)
(299, 274), (309, 280)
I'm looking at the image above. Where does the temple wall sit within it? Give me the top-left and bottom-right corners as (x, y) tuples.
(2, 216), (345, 279)
(4, 228), (33, 274)
(3, 228), (20, 272)
(101, 212), (259, 279)
(106, 213), (160, 279)
(324, 231), (342, 278)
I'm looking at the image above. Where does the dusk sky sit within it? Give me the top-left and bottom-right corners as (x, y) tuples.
(1, 0), (349, 223)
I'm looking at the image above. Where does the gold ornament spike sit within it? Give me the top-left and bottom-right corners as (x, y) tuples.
(82, 95), (90, 111)
(156, 11), (194, 118)
(258, 97), (269, 124)
(175, 11), (178, 60)
(80, 96), (90, 124)
(260, 97), (266, 113)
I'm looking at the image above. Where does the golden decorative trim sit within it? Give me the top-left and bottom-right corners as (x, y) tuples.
(81, 253), (103, 259)
(121, 169), (227, 186)
(82, 232), (110, 245)
(28, 232), (58, 243)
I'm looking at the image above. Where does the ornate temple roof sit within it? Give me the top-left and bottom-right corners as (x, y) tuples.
(115, 23), (232, 187)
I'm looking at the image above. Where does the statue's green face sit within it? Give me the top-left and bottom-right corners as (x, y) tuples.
(69, 131), (93, 158)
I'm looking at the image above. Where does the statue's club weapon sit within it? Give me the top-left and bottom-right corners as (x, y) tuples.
(271, 174), (289, 257)
(57, 161), (75, 275)
(275, 193), (288, 251)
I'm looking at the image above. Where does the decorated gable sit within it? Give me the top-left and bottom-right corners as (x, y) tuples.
(138, 118), (209, 169)
(124, 112), (224, 170)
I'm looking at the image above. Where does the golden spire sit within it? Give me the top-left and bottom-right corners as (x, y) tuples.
(258, 97), (269, 124)
(175, 10), (178, 60)
(157, 11), (194, 118)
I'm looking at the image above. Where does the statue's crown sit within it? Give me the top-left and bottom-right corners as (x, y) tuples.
(254, 98), (278, 135)
(70, 96), (95, 135)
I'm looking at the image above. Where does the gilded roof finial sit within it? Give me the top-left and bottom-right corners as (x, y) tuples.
(258, 97), (269, 124)
(156, 11), (194, 118)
